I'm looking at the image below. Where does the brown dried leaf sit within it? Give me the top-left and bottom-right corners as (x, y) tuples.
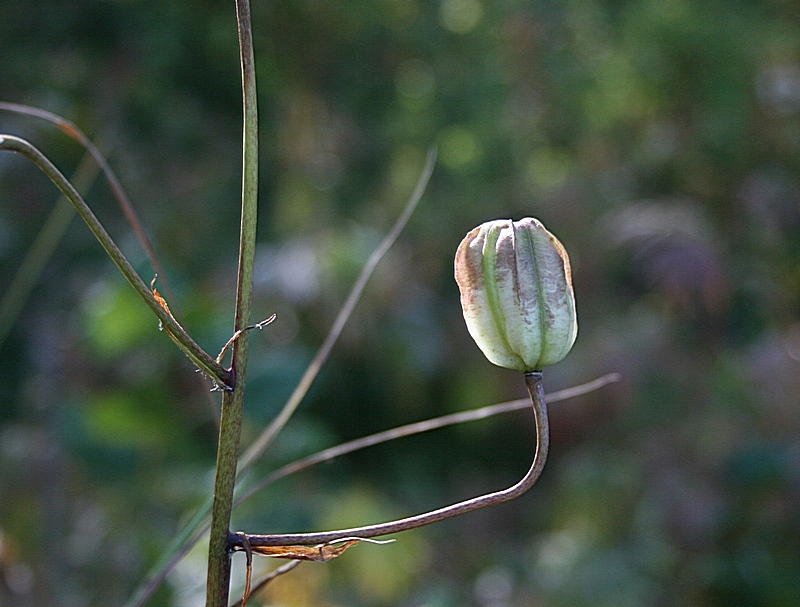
(250, 539), (362, 562)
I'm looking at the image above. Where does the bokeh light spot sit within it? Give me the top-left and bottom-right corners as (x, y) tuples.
(440, 0), (484, 34)
(438, 125), (481, 169)
(396, 59), (436, 101)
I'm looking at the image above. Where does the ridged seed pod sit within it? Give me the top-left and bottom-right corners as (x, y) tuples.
(455, 217), (577, 372)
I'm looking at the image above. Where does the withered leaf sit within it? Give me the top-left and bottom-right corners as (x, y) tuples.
(249, 539), (362, 562)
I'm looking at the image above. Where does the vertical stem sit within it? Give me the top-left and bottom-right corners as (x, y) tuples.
(205, 390), (240, 607)
(205, 0), (259, 605)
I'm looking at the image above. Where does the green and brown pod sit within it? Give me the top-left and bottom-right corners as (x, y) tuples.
(455, 217), (577, 372)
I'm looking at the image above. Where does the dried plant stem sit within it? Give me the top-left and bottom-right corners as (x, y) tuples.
(234, 371), (549, 549)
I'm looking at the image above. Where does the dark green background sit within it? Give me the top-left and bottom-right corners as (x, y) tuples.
(1, 0), (799, 605)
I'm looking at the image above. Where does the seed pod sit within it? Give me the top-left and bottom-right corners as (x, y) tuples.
(455, 217), (577, 372)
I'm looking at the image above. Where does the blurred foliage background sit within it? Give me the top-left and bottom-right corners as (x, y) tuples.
(2, 0), (800, 605)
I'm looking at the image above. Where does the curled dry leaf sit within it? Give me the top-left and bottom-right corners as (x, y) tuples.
(247, 537), (394, 562)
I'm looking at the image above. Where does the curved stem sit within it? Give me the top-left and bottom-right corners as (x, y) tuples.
(234, 373), (618, 511)
(233, 371), (549, 549)
(0, 134), (233, 389)
(0, 102), (179, 311)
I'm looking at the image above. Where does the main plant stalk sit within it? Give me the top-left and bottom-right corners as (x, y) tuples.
(205, 0), (258, 605)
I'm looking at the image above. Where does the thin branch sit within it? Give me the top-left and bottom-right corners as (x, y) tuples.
(237, 147), (437, 473)
(234, 533), (253, 607)
(217, 315), (277, 364)
(234, 371), (549, 548)
(233, 372), (621, 508)
(0, 134), (233, 389)
(0, 101), (179, 309)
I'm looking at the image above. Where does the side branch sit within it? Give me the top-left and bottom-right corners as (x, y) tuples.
(0, 101), (178, 308)
(232, 371), (549, 549)
(0, 134), (233, 389)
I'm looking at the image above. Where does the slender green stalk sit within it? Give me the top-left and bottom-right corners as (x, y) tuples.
(204, 0), (259, 605)
(0, 134), (232, 389)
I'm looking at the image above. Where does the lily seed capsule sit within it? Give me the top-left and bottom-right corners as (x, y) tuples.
(455, 217), (577, 372)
